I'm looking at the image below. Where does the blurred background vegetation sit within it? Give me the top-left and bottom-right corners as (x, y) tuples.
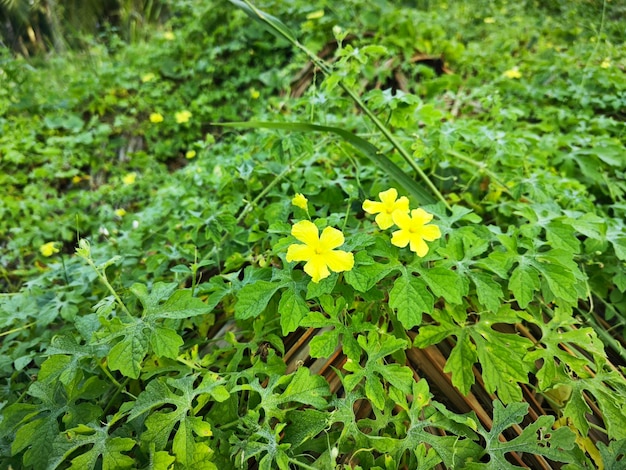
(0, 0), (168, 54)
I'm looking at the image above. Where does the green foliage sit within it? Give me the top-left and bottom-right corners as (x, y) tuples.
(1, 0), (626, 468)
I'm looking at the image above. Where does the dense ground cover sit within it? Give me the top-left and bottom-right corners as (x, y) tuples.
(1, 0), (626, 468)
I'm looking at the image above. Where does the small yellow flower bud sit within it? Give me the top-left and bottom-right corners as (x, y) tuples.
(40, 242), (60, 257)
(175, 110), (192, 124)
(122, 172), (137, 185)
(291, 193), (308, 210)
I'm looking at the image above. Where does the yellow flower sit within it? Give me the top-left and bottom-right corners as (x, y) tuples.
(286, 220), (354, 283)
(601, 59), (611, 69)
(163, 31), (175, 41)
(503, 67), (522, 79)
(185, 150), (197, 159)
(391, 208), (441, 257)
(40, 242), (59, 257)
(115, 208), (127, 217)
(141, 72), (156, 83)
(362, 188), (410, 230)
(122, 172), (137, 185)
(291, 193), (308, 210)
(149, 113), (164, 123)
(175, 110), (192, 124)
(72, 175), (82, 184)
(249, 88), (260, 99)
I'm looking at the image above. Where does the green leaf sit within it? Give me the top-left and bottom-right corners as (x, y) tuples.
(444, 329), (477, 395)
(468, 401), (577, 468)
(344, 261), (394, 292)
(388, 274), (433, 329)
(508, 262), (540, 308)
(471, 320), (533, 403)
(151, 290), (212, 319)
(66, 425), (135, 470)
(417, 266), (465, 305)
(278, 287), (309, 335)
(235, 280), (283, 320)
(308, 330), (340, 358)
(281, 367), (330, 409)
(469, 271), (503, 313)
(531, 261), (578, 303)
(545, 220), (580, 252)
(132, 282), (211, 319)
(149, 326), (184, 359)
(365, 374), (386, 410)
(108, 324), (148, 379)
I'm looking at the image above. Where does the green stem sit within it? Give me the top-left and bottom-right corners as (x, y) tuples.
(0, 322), (36, 337)
(99, 360), (123, 389)
(241, 0), (450, 210)
(287, 457), (319, 470)
(83, 256), (133, 320)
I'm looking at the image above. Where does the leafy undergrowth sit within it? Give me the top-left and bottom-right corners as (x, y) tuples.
(1, 0), (626, 469)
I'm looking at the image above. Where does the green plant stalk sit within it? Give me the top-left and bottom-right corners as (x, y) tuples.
(0, 321), (36, 337)
(77, 242), (134, 320)
(239, 0), (450, 210)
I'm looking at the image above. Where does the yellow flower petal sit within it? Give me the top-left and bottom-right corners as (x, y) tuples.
(362, 200), (384, 214)
(411, 208), (434, 225)
(374, 213), (394, 230)
(319, 226), (345, 250)
(363, 188), (410, 229)
(391, 230), (411, 248)
(175, 110), (192, 124)
(503, 67), (522, 79)
(421, 224), (442, 241)
(40, 242), (60, 257)
(291, 220), (320, 246)
(391, 210), (411, 229)
(149, 113), (164, 123)
(410, 237), (429, 257)
(122, 172), (137, 185)
(379, 188), (399, 204)
(286, 244), (316, 263)
(285, 220), (353, 283)
(291, 193), (308, 210)
(323, 250), (354, 273)
(304, 256), (331, 283)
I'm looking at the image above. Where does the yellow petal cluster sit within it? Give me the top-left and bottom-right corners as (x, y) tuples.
(291, 193), (308, 210)
(362, 188), (409, 230)
(503, 67), (522, 79)
(185, 150), (197, 159)
(286, 220), (354, 283)
(40, 242), (59, 257)
(391, 208), (442, 257)
(122, 172), (137, 185)
(363, 188), (441, 257)
(175, 110), (192, 124)
(141, 73), (156, 83)
(149, 113), (164, 123)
